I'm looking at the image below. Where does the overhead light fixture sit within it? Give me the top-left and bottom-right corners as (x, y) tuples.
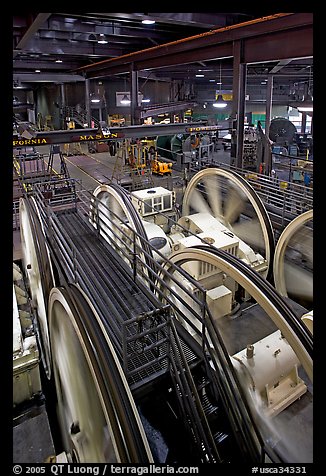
(13, 80), (23, 89)
(298, 106), (313, 112)
(141, 98), (151, 103)
(291, 99), (313, 113)
(35, 69), (41, 73)
(141, 13), (155, 25)
(213, 62), (227, 108)
(296, 100), (313, 112)
(213, 94), (227, 108)
(97, 34), (108, 44)
(142, 19), (155, 25)
(90, 93), (101, 103)
(120, 94), (131, 105)
(195, 74), (204, 78)
(55, 59), (63, 63)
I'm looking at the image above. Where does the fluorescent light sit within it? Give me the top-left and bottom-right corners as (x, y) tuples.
(292, 99), (313, 113)
(213, 102), (227, 108)
(142, 19), (155, 25)
(91, 98), (101, 103)
(55, 59), (63, 63)
(195, 74), (204, 77)
(141, 98), (151, 103)
(35, 69), (41, 73)
(297, 106), (313, 112)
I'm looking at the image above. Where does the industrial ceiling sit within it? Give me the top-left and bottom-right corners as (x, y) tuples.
(13, 12), (313, 104)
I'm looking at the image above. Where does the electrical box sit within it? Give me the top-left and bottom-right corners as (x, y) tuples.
(206, 285), (233, 320)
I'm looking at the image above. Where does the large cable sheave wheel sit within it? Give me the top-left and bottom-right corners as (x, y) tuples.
(19, 196), (55, 379)
(157, 245), (312, 462)
(48, 284), (153, 463)
(182, 167), (275, 280)
(159, 246), (312, 383)
(273, 210), (313, 308)
(90, 183), (155, 280)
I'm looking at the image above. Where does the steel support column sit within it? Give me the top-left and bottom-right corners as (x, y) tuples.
(60, 84), (66, 129)
(265, 75), (273, 140)
(85, 78), (91, 127)
(60, 84), (66, 108)
(130, 67), (140, 125)
(231, 40), (246, 169)
(301, 112), (307, 134)
(264, 75), (273, 174)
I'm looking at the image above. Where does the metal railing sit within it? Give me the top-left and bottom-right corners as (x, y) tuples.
(62, 105), (100, 129)
(13, 200), (20, 230)
(188, 163), (313, 232)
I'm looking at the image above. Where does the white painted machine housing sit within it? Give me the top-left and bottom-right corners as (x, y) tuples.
(131, 187), (174, 217)
(173, 213), (268, 274)
(13, 283), (41, 406)
(232, 330), (307, 417)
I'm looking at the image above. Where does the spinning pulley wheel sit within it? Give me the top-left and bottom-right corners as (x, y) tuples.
(158, 245), (312, 381)
(156, 244), (312, 460)
(48, 284), (153, 463)
(182, 167), (275, 279)
(19, 196), (55, 379)
(273, 210), (313, 308)
(91, 183), (154, 278)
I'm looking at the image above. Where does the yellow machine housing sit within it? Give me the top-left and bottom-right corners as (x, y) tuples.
(151, 157), (172, 175)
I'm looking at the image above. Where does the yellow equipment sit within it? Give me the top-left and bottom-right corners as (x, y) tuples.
(151, 155), (172, 175)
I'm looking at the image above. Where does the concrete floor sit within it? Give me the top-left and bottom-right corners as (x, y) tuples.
(33, 143), (232, 192)
(13, 404), (55, 463)
(13, 143), (231, 271)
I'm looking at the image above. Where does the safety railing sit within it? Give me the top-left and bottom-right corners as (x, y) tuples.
(188, 163), (313, 231)
(62, 105), (100, 129)
(13, 200), (20, 231)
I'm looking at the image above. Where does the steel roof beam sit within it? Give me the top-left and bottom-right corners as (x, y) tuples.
(42, 16), (188, 41)
(13, 38), (130, 58)
(75, 14), (312, 78)
(13, 13), (52, 58)
(13, 122), (219, 146)
(269, 59), (292, 74)
(141, 101), (199, 119)
(243, 26), (313, 63)
(13, 73), (85, 83)
(84, 43), (233, 79)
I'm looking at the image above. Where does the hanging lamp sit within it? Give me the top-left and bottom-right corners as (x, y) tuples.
(213, 62), (227, 108)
